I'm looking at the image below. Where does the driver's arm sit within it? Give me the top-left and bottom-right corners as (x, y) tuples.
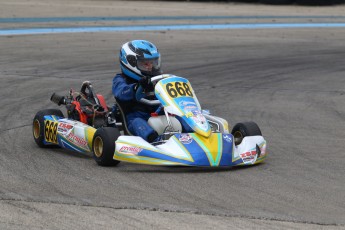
(112, 75), (136, 101)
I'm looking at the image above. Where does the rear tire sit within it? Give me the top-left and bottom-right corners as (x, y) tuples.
(231, 122), (262, 146)
(33, 109), (64, 148)
(92, 127), (121, 166)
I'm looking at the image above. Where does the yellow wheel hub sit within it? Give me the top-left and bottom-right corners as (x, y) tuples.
(33, 119), (40, 139)
(93, 136), (103, 158)
(233, 131), (243, 145)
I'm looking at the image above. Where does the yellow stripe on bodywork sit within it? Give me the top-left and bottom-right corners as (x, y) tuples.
(114, 151), (188, 165)
(51, 115), (59, 121)
(190, 124), (211, 138)
(85, 127), (96, 150)
(157, 80), (184, 115)
(155, 88), (170, 107)
(254, 155), (267, 164)
(190, 133), (222, 166)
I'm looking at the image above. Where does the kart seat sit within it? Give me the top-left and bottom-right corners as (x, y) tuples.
(113, 98), (133, 136)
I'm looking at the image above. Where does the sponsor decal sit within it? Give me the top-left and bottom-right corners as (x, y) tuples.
(179, 101), (197, 107)
(58, 122), (73, 135)
(186, 112), (193, 118)
(179, 101), (197, 111)
(60, 118), (88, 127)
(122, 88), (131, 95)
(66, 132), (88, 149)
(179, 134), (192, 144)
(119, 146), (142, 155)
(223, 134), (232, 143)
(191, 111), (208, 129)
(183, 105), (198, 111)
(240, 150), (257, 164)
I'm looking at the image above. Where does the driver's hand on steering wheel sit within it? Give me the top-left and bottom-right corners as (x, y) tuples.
(138, 76), (154, 92)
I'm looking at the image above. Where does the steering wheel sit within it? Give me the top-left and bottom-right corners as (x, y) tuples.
(135, 75), (167, 106)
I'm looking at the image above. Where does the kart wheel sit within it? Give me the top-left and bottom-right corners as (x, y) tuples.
(231, 122), (262, 146)
(92, 127), (120, 166)
(33, 109), (64, 148)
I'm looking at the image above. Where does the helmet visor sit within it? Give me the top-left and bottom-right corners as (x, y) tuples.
(137, 57), (161, 75)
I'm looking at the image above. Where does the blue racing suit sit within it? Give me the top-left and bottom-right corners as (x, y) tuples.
(112, 73), (158, 141)
(112, 74), (193, 141)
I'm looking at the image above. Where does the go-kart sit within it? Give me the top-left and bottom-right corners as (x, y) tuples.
(33, 74), (267, 167)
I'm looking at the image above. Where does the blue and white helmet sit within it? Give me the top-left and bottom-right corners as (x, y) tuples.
(119, 40), (162, 81)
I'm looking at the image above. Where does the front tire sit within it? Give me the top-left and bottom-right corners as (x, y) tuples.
(33, 109), (64, 148)
(231, 122), (262, 146)
(92, 127), (121, 166)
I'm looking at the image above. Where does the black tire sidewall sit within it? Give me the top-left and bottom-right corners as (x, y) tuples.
(33, 109), (64, 148)
(92, 127), (120, 166)
(231, 121), (262, 145)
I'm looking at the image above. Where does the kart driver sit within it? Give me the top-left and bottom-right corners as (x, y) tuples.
(112, 40), (192, 142)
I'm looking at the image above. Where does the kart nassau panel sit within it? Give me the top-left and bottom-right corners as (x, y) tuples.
(43, 115), (96, 153)
(114, 133), (267, 166)
(155, 76), (211, 137)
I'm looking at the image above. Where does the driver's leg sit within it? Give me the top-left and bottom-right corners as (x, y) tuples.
(127, 112), (158, 142)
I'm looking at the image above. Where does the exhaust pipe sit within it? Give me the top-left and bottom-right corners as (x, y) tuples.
(50, 93), (66, 106)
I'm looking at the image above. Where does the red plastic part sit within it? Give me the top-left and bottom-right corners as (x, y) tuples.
(96, 94), (109, 112)
(72, 94), (109, 125)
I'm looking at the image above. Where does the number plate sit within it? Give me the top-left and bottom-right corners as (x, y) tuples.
(44, 120), (58, 144)
(165, 81), (193, 98)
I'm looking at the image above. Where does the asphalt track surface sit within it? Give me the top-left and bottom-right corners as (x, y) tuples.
(1, 1), (345, 229)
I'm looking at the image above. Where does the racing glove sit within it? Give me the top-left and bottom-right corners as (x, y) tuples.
(139, 76), (150, 88)
(137, 76), (154, 91)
